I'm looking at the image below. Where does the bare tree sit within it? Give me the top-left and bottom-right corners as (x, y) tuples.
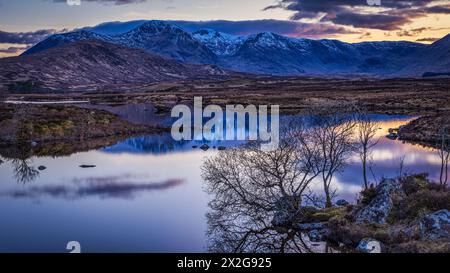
(310, 110), (356, 208)
(202, 120), (323, 252)
(356, 111), (380, 189)
(397, 155), (406, 178)
(437, 126), (449, 190)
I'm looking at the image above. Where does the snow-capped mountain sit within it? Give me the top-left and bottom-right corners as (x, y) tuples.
(218, 32), (426, 75)
(192, 29), (245, 56)
(22, 20), (449, 77)
(23, 21), (218, 65)
(112, 21), (217, 64)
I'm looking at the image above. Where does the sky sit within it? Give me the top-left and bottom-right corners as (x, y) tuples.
(1, 0), (450, 57)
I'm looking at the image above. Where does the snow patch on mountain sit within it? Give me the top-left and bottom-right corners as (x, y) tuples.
(192, 29), (245, 56)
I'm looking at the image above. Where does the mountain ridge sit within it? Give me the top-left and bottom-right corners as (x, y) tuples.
(18, 20), (450, 77)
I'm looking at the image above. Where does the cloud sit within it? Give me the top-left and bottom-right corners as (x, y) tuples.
(265, 0), (450, 30)
(396, 27), (431, 37)
(0, 46), (29, 54)
(0, 29), (63, 45)
(86, 19), (359, 38)
(52, 0), (147, 5)
(171, 19), (359, 37)
(416, 37), (439, 42)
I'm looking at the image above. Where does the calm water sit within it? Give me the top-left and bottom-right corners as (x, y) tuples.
(0, 107), (445, 253)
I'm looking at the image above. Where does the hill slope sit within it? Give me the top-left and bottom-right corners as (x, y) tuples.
(1, 40), (229, 92)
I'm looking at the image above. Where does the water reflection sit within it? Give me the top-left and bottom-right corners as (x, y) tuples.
(1, 175), (184, 200)
(102, 133), (242, 155)
(0, 135), (136, 184)
(201, 115), (448, 252)
(11, 158), (40, 184)
(0, 114), (448, 252)
(202, 139), (330, 253)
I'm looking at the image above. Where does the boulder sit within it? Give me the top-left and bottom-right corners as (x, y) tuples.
(420, 209), (450, 240)
(308, 228), (331, 242)
(218, 146), (226, 151)
(356, 238), (382, 253)
(355, 178), (402, 224)
(336, 199), (350, 206)
(386, 133), (398, 140)
(297, 222), (330, 242)
(38, 166), (47, 171)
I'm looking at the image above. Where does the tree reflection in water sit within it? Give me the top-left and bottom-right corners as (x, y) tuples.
(11, 158), (40, 184)
(202, 120), (339, 253)
(0, 144), (40, 184)
(0, 136), (130, 184)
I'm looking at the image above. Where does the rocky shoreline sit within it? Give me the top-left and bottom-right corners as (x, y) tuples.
(273, 174), (450, 253)
(398, 112), (450, 145)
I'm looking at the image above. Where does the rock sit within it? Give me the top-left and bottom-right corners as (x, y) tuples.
(356, 238), (382, 253)
(308, 228), (331, 242)
(79, 165), (96, 168)
(336, 199), (350, 206)
(192, 145), (198, 149)
(38, 166), (47, 171)
(420, 209), (450, 240)
(200, 144), (210, 151)
(386, 133), (398, 140)
(218, 146), (226, 151)
(355, 178), (402, 224)
(0, 159), (4, 164)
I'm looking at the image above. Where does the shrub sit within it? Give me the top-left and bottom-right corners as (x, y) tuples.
(360, 187), (377, 205)
(8, 80), (42, 92)
(400, 173), (429, 195)
(310, 206), (347, 222)
(389, 189), (450, 222)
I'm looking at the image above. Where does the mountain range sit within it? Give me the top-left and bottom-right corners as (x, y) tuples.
(1, 20), (449, 91)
